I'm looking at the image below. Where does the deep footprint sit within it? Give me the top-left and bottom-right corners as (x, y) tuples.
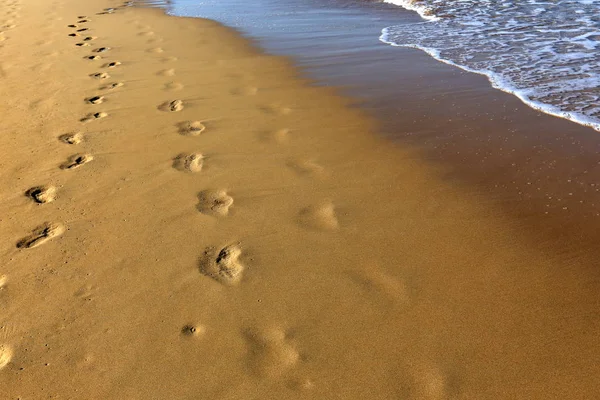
(85, 95), (104, 104)
(60, 153), (93, 169)
(197, 189), (233, 217)
(100, 82), (123, 90)
(25, 185), (57, 204)
(172, 152), (203, 172)
(17, 222), (65, 249)
(199, 244), (244, 285)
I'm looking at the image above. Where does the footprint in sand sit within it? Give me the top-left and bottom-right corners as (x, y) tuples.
(199, 244), (244, 285)
(90, 72), (109, 79)
(25, 185), (57, 204)
(76, 28), (88, 32)
(86, 55), (101, 61)
(232, 86), (258, 96)
(104, 61), (121, 68)
(181, 324), (206, 338)
(60, 154), (93, 169)
(396, 361), (453, 400)
(67, 24), (77, 28)
(68, 32), (79, 37)
(158, 68), (175, 77)
(75, 42), (90, 47)
(159, 99), (184, 112)
(348, 265), (409, 304)
(298, 202), (339, 231)
(100, 82), (123, 90)
(177, 120), (205, 136)
(59, 132), (83, 144)
(164, 82), (183, 91)
(80, 112), (107, 122)
(172, 152), (203, 173)
(78, 19), (90, 23)
(197, 190), (233, 217)
(83, 36), (97, 41)
(147, 47), (163, 53)
(138, 31), (154, 36)
(0, 344), (12, 370)
(85, 95), (104, 104)
(244, 327), (300, 380)
(287, 158), (325, 177)
(262, 103), (292, 115)
(94, 46), (110, 53)
(17, 222), (65, 249)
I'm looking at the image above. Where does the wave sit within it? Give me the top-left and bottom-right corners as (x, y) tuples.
(380, 0), (600, 132)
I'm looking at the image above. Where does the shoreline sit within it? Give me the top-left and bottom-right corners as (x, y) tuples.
(1, 0), (599, 398)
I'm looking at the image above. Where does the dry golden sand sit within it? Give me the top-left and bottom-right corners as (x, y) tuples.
(0, 0), (599, 398)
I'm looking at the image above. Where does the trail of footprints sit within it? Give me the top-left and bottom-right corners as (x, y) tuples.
(5, 2), (353, 386)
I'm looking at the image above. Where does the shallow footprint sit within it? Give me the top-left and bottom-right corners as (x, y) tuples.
(90, 72), (109, 79)
(25, 185), (56, 204)
(81, 112), (107, 122)
(17, 222), (65, 249)
(244, 327), (300, 379)
(0, 344), (12, 369)
(159, 99), (183, 112)
(157, 68), (175, 77)
(177, 120), (205, 136)
(199, 244), (244, 285)
(197, 189), (233, 217)
(348, 264), (409, 304)
(60, 153), (93, 169)
(100, 82), (123, 90)
(172, 152), (203, 172)
(287, 158), (325, 177)
(298, 202), (339, 231)
(164, 81), (183, 91)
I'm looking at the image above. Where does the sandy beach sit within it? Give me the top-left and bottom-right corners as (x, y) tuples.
(1, 0), (599, 398)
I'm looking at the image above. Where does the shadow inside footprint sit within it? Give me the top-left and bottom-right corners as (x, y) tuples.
(25, 185), (56, 204)
(199, 244), (244, 285)
(17, 222), (65, 249)
(60, 154), (93, 169)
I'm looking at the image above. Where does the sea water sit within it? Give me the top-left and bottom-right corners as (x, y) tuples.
(381, 0), (600, 131)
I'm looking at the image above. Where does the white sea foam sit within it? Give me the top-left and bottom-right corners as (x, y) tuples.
(380, 0), (600, 131)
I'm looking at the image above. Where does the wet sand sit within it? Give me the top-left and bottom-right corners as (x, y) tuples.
(0, 0), (599, 398)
